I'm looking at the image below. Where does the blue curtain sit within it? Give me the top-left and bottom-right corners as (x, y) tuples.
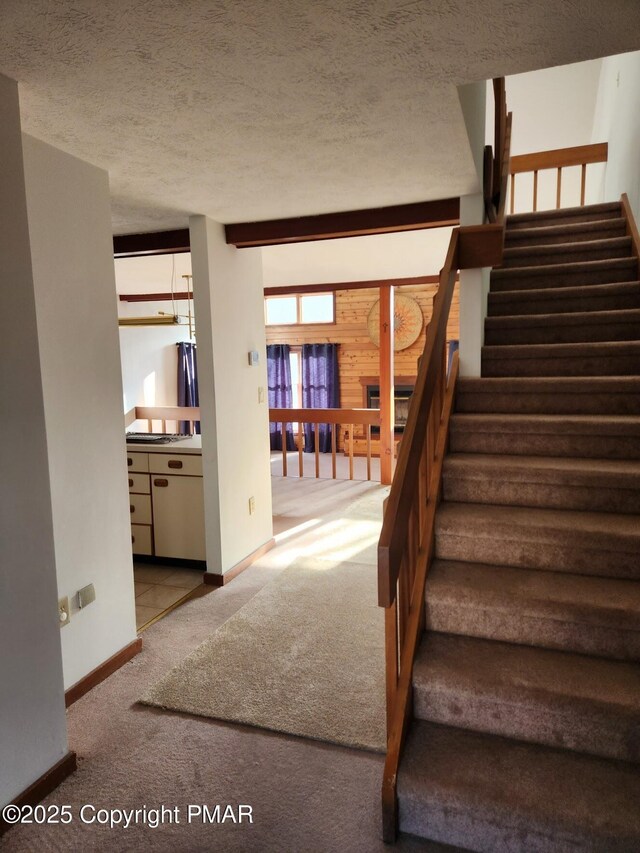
(302, 343), (339, 452)
(177, 342), (200, 434)
(267, 344), (295, 450)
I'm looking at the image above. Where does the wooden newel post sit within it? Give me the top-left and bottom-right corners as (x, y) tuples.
(380, 284), (395, 485)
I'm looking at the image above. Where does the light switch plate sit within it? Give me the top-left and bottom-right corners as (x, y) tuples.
(248, 350), (259, 366)
(77, 583), (96, 609)
(248, 496), (256, 515)
(258, 386), (265, 404)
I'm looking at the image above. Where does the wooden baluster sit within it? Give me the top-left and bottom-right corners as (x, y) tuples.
(315, 425), (320, 478)
(349, 423), (354, 480)
(556, 167), (562, 208)
(398, 553), (410, 649)
(580, 163), (587, 205)
(510, 173), (515, 214)
(281, 423), (288, 477)
(161, 419), (166, 433)
(533, 170), (538, 211)
(384, 599), (399, 736)
(147, 418), (153, 433)
(331, 423), (337, 479)
(366, 424), (372, 482)
(299, 424), (304, 478)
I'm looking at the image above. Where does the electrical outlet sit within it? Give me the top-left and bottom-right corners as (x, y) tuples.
(248, 496), (256, 515)
(258, 386), (265, 404)
(59, 597), (70, 628)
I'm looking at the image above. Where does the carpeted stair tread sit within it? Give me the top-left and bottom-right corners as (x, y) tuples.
(435, 502), (640, 577)
(490, 257), (637, 292)
(449, 412), (640, 458)
(504, 217), (627, 247)
(412, 633), (640, 762)
(444, 452), (640, 487)
(443, 458), (640, 514)
(456, 376), (640, 415)
(488, 280), (640, 316)
(506, 201), (622, 229)
(424, 559), (640, 659)
(501, 235), (632, 268)
(397, 720), (640, 851)
(485, 307), (640, 345)
(482, 339), (640, 377)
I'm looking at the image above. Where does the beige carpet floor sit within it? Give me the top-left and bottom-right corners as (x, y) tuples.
(140, 487), (388, 751)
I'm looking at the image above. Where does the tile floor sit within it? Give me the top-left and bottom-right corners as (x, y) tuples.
(133, 563), (205, 630)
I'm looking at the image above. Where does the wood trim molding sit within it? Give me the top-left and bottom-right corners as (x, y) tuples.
(113, 229), (190, 258)
(0, 753), (77, 835)
(119, 291), (193, 302)
(225, 199), (460, 247)
(64, 638), (143, 708)
(204, 538), (276, 587)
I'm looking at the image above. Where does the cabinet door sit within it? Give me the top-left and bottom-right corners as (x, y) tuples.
(151, 475), (205, 561)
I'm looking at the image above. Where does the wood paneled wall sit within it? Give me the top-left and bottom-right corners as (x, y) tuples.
(265, 283), (459, 448)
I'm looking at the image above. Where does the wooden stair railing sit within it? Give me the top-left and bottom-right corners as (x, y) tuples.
(378, 79), (511, 843)
(509, 143), (608, 213)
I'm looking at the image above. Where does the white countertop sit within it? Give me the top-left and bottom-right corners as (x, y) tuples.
(126, 435), (202, 455)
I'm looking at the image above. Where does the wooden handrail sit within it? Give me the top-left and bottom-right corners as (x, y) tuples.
(509, 143), (608, 174)
(268, 407), (380, 425)
(378, 78), (511, 842)
(377, 228), (458, 606)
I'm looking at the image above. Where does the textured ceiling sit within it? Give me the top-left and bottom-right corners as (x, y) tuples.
(1, 1), (640, 233)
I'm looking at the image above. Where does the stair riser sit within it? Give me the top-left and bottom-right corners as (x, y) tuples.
(507, 208), (623, 230)
(488, 292), (640, 316)
(456, 391), (640, 415)
(424, 601), (640, 662)
(491, 263), (638, 292)
(413, 686), (640, 764)
(501, 243), (631, 268)
(505, 223), (627, 247)
(449, 431), (640, 460)
(443, 479), (640, 515)
(482, 351), (640, 377)
(485, 321), (640, 346)
(435, 534), (640, 579)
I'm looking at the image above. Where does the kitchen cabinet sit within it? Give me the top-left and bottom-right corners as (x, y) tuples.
(126, 440), (205, 562)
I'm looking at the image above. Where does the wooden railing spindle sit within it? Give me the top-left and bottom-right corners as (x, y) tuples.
(281, 423), (288, 477)
(533, 170), (538, 211)
(299, 425), (304, 477)
(580, 163), (587, 205)
(348, 424), (354, 480)
(366, 425), (372, 481)
(332, 424), (337, 479)
(314, 425), (320, 478)
(556, 167), (562, 208)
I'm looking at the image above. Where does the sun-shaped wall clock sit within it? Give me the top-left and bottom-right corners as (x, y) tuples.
(367, 294), (424, 351)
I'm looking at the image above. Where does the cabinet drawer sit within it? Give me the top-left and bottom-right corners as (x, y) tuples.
(128, 472), (150, 494)
(129, 493), (152, 525)
(131, 524), (153, 556)
(149, 454), (202, 477)
(126, 452), (149, 473)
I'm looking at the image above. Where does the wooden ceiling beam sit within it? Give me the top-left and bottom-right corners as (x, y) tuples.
(113, 228), (190, 258)
(225, 199), (460, 248)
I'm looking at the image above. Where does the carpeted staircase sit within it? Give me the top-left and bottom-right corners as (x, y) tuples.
(396, 201), (640, 851)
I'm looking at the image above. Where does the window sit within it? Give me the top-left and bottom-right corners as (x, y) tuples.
(265, 292), (335, 325)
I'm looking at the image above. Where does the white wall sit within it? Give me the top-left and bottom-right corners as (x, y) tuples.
(115, 255), (195, 418)
(0, 75), (68, 806)
(23, 135), (137, 691)
(497, 59), (605, 213)
(118, 299), (194, 415)
(262, 227), (453, 287)
(590, 50), (640, 218)
(190, 217), (273, 575)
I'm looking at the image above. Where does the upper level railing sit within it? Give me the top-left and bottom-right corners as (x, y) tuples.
(269, 407), (381, 481)
(509, 142), (608, 213)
